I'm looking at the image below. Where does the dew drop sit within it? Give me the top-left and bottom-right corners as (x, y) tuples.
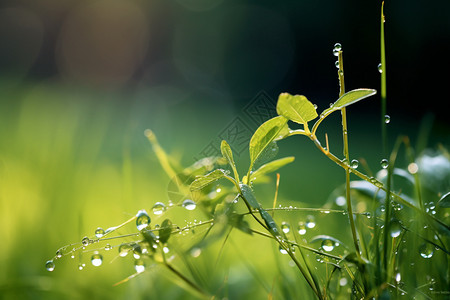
(378, 63), (383, 73)
(380, 159), (389, 169)
(297, 222), (307, 235)
(81, 236), (90, 247)
(322, 239), (335, 252)
(335, 196), (346, 207)
(384, 115), (391, 124)
(95, 227), (105, 238)
(152, 202), (166, 215)
(407, 162), (419, 174)
(182, 199), (196, 211)
(91, 253), (103, 267)
(306, 215), (316, 229)
(281, 222), (290, 234)
(419, 243), (434, 259)
(119, 243), (133, 257)
(190, 247), (202, 258)
(279, 246), (288, 255)
(389, 220), (402, 238)
(136, 210), (151, 231)
(78, 263), (85, 270)
(135, 259), (145, 273)
(350, 159), (359, 169)
(55, 250), (62, 259)
(105, 244), (112, 251)
(45, 260), (55, 272)
(333, 43), (342, 56)
(335, 60), (340, 69)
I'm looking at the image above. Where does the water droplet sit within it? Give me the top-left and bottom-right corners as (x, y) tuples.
(395, 272), (401, 283)
(78, 263), (85, 270)
(389, 220), (402, 238)
(55, 250), (62, 259)
(182, 199), (196, 211)
(135, 259), (145, 273)
(339, 277), (348, 286)
(384, 115), (391, 124)
(351, 159), (359, 169)
(152, 202), (166, 215)
(279, 246), (288, 254)
(81, 236), (90, 247)
(91, 253), (103, 267)
(190, 247), (202, 258)
(105, 244), (112, 251)
(380, 159), (389, 169)
(407, 162), (419, 174)
(378, 63), (383, 73)
(119, 243), (133, 257)
(322, 239), (335, 252)
(333, 43), (342, 56)
(297, 222), (307, 235)
(335, 60), (340, 69)
(419, 243), (434, 259)
(95, 227), (105, 238)
(281, 222), (290, 233)
(136, 210), (151, 231)
(335, 196), (346, 206)
(45, 260), (55, 272)
(306, 215), (316, 229)
(313, 104), (318, 109)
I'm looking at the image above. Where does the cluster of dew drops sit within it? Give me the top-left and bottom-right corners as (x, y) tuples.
(45, 199), (198, 272)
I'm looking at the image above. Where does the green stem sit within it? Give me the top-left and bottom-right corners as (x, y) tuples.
(338, 49), (361, 259)
(380, 1), (388, 155)
(164, 262), (210, 299)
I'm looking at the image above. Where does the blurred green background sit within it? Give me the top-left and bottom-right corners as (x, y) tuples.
(0, 0), (449, 299)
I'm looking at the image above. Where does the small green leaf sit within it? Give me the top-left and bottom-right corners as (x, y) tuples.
(321, 89), (376, 117)
(239, 183), (260, 209)
(438, 192), (450, 208)
(250, 157), (295, 182)
(249, 116), (289, 169)
(221, 140), (239, 181)
(159, 219), (173, 244)
(277, 93), (318, 125)
(190, 169), (228, 191)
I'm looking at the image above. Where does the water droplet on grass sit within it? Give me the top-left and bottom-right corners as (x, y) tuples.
(55, 250), (62, 259)
(279, 246), (288, 254)
(322, 239), (335, 252)
(281, 222), (290, 233)
(81, 236), (90, 247)
(351, 159), (359, 169)
(306, 215), (316, 229)
(378, 63), (383, 73)
(182, 199), (196, 211)
(45, 260), (55, 272)
(335, 61), (340, 68)
(380, 159), (389, 169)
(384, 115), (391, 124)
(135, 259), (145, 273)
(78, 263), (85, 270)
(91, 253), (103, 267)
(333, 43), (342, 56)
(419, 243), (434, 259)
(136, 210), (151, 230)
(119, 243), (132, 257)
(297, 222), (307, 235)
(105, 244), (112, 251)
(95, 227), (105, 238)
(152, 202), (166, 215)
(389, 220), (402, 238)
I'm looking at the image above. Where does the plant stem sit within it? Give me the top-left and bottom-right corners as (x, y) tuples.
(164, 261), (211, 299)
(380, 1), (388, 155)
(338, 49), (361, 258)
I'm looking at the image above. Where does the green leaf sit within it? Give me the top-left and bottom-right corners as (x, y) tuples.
(239, 183), (260, 209)
(438, 192), (450, 208)
(221, 140), (239, 181)
(249, 116), (289, 169)
(229, 214), (253, 235)
(159, 219), (173, 244)
(276, 93), (318, 125)
(250, 156), (295, 182)
(321, 89), (377, 117)
(190, 169), (228, 191)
